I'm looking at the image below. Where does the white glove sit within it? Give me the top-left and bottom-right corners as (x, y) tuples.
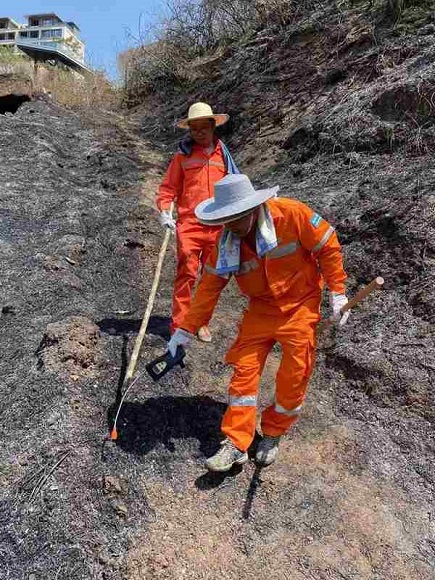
(159, 209), (176, 231)
(329, 292), (350, 327)
(167, 328), (194, 357)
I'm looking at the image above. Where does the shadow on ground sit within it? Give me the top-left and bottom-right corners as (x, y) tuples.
(194, 463), (245, 491)
(97, 314), (171, 340)
(108, 395), (226, 457)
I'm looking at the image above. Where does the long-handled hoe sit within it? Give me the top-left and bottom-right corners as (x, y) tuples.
(109, 207), (177, 441)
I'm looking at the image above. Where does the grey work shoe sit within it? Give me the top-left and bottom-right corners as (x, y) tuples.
(205, 439), (248, 472)
(255, 435), (281, 467)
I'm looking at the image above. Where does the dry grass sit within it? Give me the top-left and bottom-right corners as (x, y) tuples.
(0, 46), (118, 111)
(40, 69), (119, 110)
(120, 0), (319, 104)
(0, 46), (29, 65)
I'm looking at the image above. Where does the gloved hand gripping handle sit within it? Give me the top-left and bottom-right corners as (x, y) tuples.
(320, 276), (384, 332)
(339, 277), (384, 314)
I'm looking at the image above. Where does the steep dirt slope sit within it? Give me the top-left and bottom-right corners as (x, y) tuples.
(132, 2), (435, 429)
(0, 100), (153, 579)
(135, 2), (435, 166)
(1, 5), (435, 578)
(122, 3), (435, 578)
(116, 159), (435, 580)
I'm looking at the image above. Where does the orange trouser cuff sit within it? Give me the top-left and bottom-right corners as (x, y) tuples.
(222, 406), (257, 452)
(261, 406), (300, 437)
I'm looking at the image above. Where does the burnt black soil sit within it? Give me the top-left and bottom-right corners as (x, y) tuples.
(0, 100), (152, 579)
(1, 16), (435, 574)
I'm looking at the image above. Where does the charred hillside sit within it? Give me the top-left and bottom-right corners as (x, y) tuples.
(0, 2), (434, 579)
(129, 0), (435, 425)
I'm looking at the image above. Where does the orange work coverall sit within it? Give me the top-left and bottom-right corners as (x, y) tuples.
(181, 198), (347, 451)
(157, 140), (228, 331)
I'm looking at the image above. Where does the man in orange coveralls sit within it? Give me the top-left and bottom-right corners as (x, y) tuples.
(167, 173), (350, 471)
(156, 102), (239, 341)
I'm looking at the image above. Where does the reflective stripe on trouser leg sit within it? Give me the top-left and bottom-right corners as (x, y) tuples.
(261, 318), (317, 437)
(228, 395), (258, 407)
(274, 402), (304, 417)
(222, 312), (275, 452)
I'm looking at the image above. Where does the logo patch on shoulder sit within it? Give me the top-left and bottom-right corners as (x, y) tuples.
(310, 213), (322, 227)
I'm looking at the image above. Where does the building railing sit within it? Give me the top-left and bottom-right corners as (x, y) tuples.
(17, 38), (84, 62)
(0, 29), (84, 46)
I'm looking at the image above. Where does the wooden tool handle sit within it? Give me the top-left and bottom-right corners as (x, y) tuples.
(124, 203), (174, 384)
(340, 276), (384, 314)
(318, 276), (384, 333)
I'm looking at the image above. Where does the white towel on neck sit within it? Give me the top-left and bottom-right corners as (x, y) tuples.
(215, 204), (278, 275)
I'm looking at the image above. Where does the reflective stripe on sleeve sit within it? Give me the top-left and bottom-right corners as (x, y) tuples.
(181, 157), (208, 169)
(312, 226), (335, 253)
(238, 258), (259, 275)
(204, 264), (230, 279)
(208, 161), (226, 169)
(267, 241), (300, 259)
(229, 395), (257, 407)
(274, 402), (303, 417)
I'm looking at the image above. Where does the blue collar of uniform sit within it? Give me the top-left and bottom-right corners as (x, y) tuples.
(178, 136), (219, 156)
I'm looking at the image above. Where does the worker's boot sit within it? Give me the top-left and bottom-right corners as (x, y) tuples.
(197, 325), (212, 343)
(205, 438), (248, 472)
(255, 435), (281, 467)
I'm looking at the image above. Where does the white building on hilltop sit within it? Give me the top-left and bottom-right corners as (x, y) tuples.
(0, 13), (87, 71)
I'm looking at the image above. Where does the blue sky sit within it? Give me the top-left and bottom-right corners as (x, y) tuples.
(5, 1), (165, 79)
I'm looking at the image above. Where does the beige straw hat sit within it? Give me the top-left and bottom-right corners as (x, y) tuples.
(176, 102), (229, 129)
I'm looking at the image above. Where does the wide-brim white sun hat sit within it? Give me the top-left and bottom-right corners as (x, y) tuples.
(177, 102), (229, 129)
(195, 174), (279, 225)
